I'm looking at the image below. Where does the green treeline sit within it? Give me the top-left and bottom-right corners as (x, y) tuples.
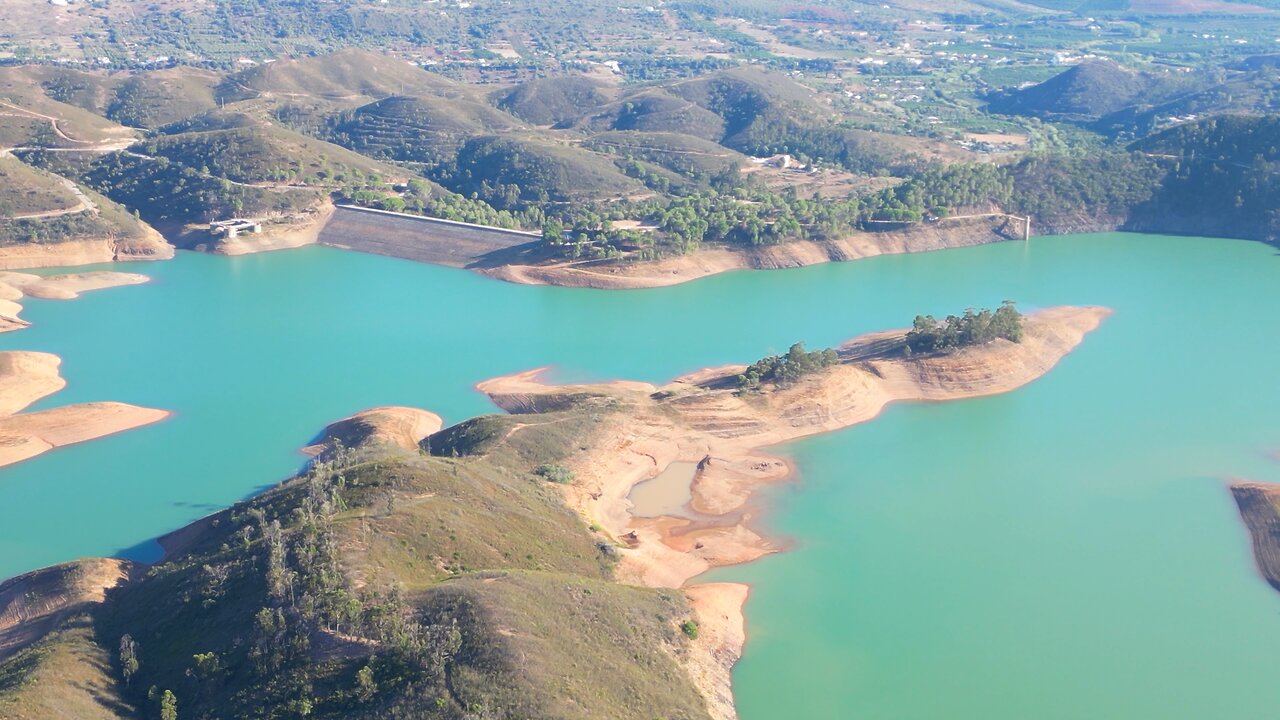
(905, 301), (1024, 356)
(738, 342), (839, 389)
(539, 150), (1167, 259)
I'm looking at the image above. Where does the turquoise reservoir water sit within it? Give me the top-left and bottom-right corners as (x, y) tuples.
(2, 233), (1279, 717)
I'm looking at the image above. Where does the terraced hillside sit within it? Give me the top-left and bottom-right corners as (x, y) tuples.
(328, 94), (526, 165)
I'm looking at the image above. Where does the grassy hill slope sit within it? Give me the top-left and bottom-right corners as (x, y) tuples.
(10, 65), (221, 130)
(0, 154), (164, 247)
(0, 404), (713, 720)
(585, 130), (748, 183)
(0, 153), (81, 217)
(0, 68), (137, 148)
(218, 50), (462, 104)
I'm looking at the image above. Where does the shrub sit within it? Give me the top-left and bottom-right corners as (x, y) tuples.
(534, 463), (575, 484)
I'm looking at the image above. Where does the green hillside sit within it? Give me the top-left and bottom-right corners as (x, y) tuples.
(23, 148), (322, 227)
(663, 66), (826, 138)
(104, 69), (222, 129)
(1129, 115), (1280, 240)
(582, 89), (728, 141)
(1098, 69), (1280, 137)
(585, 131), (748, 184)
(327, 94), (525, 166)
(139, 119), (413, 188)
(0, 405), (712, 720)
(494, 77), (613, 127)
(0, 154), (161, 247)
(986, 61), (1199, 123)
(440, 135), (647, 208)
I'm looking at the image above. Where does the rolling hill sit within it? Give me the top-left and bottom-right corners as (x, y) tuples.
(443, 135), (648, 208)
(1096, 68), (1280, 137)
(217, 50), (463, 105)
(327, 94), (526, 166)
(139, 117), (414, 188)
(494, 77), (614, 128)
(986, 60), (1200, 123)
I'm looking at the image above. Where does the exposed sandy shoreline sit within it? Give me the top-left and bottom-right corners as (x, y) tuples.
(479, 216), (1020, 289)
(0, 350), (169, 468)
(0, 233), (173, 271)
(0, 270), (150, 333)
(476, 305), (1110, 718)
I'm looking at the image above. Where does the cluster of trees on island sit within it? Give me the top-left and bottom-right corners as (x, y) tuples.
(904, 301), (1024, 356)
(738, 342), (840, 390)
(733, 302), (1024, 391)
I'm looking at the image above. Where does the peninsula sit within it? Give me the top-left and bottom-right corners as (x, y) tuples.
(0, 350), (168, 466)
(0, 305), (1104, 720)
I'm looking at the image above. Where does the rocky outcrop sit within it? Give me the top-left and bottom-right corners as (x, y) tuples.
(1230, 482), (1280, 592)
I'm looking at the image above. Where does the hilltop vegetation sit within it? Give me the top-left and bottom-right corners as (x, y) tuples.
(6, 65), (222, 131)
(441, 135), (647, 209)
(138, 120), (411, 188)
(326, 94), (525, 166)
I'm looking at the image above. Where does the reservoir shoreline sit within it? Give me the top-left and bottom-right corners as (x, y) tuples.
(0, 305), (1108, 720)
(4, 232), (1280, 719)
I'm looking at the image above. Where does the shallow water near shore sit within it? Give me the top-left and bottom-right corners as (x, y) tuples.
(3, 233), (1280, 718)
